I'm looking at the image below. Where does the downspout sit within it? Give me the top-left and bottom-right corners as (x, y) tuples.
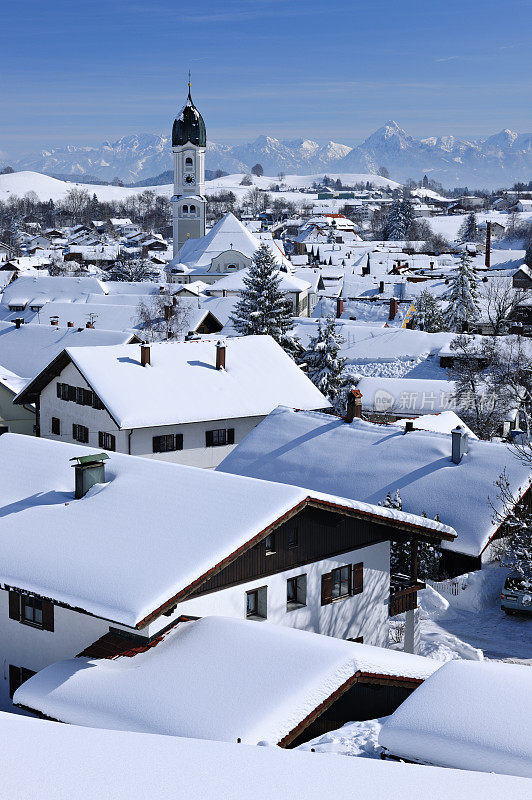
(128, 429), (133, 455)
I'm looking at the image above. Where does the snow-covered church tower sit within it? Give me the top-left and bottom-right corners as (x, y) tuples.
(171, 80), (207, 256)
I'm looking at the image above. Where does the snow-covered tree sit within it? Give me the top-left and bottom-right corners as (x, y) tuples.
(383, 194), (414, 241)
(379, 489), (402, 510)
(231, 242), (299, 358)
(415, 289), (443, 332)
(380, 490), (442, 578)
(302, 316), (347, 411)
(135, 294), (190, 341)
(490, 470), (532, 589)
(458, 212), (478, 243)
(106, 258), (159, 283)
(443, 251), (480, 331)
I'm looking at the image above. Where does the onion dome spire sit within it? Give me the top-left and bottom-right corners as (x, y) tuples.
(172, 73), (206, 147)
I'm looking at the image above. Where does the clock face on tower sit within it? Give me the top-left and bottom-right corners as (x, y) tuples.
(185, 173), (196, 185)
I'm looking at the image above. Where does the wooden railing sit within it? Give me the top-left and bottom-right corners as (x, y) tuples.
(389, 575), (426, 617)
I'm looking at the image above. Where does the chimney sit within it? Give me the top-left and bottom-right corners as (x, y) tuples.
(71, 453), (109, 499)
(67, 321), (74, 327)
(216, 341), (226, 370)
(336, 298), (344, 318)
(389, 298), (398, 320)
(404, 420), (415, 434)
(451, 425), (469, 464)
(484, 221), (491, 269)
(50, 319), (58, 326)
(345, 389), (362, 423)
(140, 343), (151, 367)
(86, 321), (94, 329)
(379, 281), (385, 294)
(14, 318), (23, 329)
(222, 289), (227, 298)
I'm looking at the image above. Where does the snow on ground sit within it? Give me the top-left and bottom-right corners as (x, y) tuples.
(298, 718), (385, 758)
(416, 566), (532, 663)
(423, 211), (532, 242)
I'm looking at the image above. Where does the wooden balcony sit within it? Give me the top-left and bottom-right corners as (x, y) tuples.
(389, 574), (426, 617)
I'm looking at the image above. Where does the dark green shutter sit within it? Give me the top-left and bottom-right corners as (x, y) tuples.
(227, 428), (235, 445)
(42, 600), (54, 632)
(206, 430), (214, 447)
(8, 591), (20, 621)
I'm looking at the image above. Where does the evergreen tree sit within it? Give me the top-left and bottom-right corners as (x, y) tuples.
(302, 316), (347, 411)
(106, 258), (158, 283)
(524, 234), (532, 269)
(231, 243), (298, 358)
(443, 251), (480, 331)
(458, 211), (478, 243)
(383, 194), (413, 240)
(400, 194), (414, 239)
(415, 289), (443, 332)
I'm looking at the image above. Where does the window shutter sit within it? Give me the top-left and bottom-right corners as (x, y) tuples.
(56, 383), (61, 399)
(175, 434), (183, 451)
(8, 591), (20, 621)
(108, 434), (116, 452)
(321, 572), (333, 606)
(352, 562), (364, 595)
(227, 428), (235, 445)
(68, 385), (76, 402)
(83, 389), (93, 406)
(205, 430), (214, 447)
(42, 600), (54, 632)
(152, 436), (161, 453)
(98, 431), (104, 448)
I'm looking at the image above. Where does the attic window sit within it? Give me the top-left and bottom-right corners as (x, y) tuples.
(185, 157), (193, 167)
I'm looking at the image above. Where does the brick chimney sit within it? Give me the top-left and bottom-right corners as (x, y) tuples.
(345, 389), (362, 422)
(451, 425), (469, 464)
(216, 341), (226, 370)
(379, 281), (385, 294)
(140, 343), (151, 367)
(389, 298), (398, 320)
(50, 319), (58, 326)
(336, 298), (344, 318)
(14, 318), (23, 329)
(67, 321), (74, 327)
(86, 321), (94, 329)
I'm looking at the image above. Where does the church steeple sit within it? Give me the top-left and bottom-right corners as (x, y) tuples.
(172, 76), (206, 148)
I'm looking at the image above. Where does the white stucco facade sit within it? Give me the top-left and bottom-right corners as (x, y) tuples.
(39, 361), (264, 467)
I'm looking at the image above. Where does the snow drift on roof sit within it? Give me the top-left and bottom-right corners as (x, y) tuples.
(14, 616), (441, 743)
(379, 660), (532, 779)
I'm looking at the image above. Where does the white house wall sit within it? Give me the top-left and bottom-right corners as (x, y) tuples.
(156, 541), (390, 647)
(40, 361), (263, 467)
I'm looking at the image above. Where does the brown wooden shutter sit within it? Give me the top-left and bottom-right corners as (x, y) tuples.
(227, 428), (235, 445)
(205, 430), (214, 447)
(352, 562), (364, 595)
(321, 572), (333, 605)
(8, 591), (20, 621)
(42, 600), (54, 632)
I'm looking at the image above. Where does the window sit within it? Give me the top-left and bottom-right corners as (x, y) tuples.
(287, 574), (306, 610)
(30, 305), (42, 312)
(22, 596), (43, 627)
(9, 591), (54, 632)
(189, 205), (196, 214)
(72, 423), (89, 444)
(153, 434), (183, 453)
(205, 428), (235, 447)
(264, 533), (276, 555)
(321, 563), (361, 606)
(246, 586), (267, 620)
(8, 305), (25, 312)
(287, 528), (298, 549)
(332, 565), (351, 600)
(98, 431), (116, 451)
(182, 204), (189, 214)
(9, 665), (36, 699)
(185, 157), (193, 167)
(51, 417), (60, 435)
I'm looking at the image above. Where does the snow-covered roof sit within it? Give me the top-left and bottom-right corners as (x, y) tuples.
(18, 336), (329, 428)
(0, 712), (525, 800)
(0, 434), (453, 628)
(218, 406), (531, 556)
(0, 321), (135, 383)
(391, 411), (478, 439)
(2, 275), (107, 306)
(209, 269), (310, 294)
(15, 616), (441, 743)
(173, 212), (291, 271)
(379, 660), (532, 779)
(355, 376), (456, 414)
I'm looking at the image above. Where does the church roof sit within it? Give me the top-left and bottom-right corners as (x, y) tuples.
(172, 87), (206, 148)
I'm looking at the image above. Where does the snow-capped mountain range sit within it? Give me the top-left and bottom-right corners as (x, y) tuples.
(8, 122), (532, 188)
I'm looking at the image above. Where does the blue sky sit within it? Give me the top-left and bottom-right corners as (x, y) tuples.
(2, 0), (531, 158)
